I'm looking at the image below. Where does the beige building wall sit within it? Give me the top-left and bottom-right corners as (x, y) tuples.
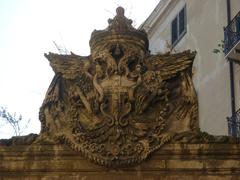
(142, 0), (240, 135)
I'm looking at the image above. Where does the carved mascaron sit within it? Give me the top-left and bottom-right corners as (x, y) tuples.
(39, 7), (198, 167)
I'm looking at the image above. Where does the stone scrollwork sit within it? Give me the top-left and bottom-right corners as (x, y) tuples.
(38, 7), (198, 166)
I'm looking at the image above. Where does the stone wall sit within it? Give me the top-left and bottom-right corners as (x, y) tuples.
(1, 143), (240, 179)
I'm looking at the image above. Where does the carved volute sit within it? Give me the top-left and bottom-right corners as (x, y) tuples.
(39, 7), (198, 167)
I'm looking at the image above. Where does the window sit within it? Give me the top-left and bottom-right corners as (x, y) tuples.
(171, 5), (187, 46)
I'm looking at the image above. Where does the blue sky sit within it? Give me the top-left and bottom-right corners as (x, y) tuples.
(0, 0), (160, 138)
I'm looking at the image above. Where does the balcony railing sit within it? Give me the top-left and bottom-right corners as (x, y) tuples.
(227, 108), (240, 137)
(224, 11), (240, 56)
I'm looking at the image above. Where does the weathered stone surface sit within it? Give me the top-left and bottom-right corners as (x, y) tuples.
(0, 133), (38, 146)
(38, 6), (198, 167)
(1, 143), (240, 179)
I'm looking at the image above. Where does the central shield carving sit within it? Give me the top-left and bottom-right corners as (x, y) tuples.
(39, 7), (198, 167)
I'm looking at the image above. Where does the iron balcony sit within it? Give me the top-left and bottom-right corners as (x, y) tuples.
(224, 11), (240, 61)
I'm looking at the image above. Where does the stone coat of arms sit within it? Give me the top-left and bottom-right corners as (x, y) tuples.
(38, 7), (198, 167)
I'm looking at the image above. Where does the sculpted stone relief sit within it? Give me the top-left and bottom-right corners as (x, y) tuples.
(38, 7), (198, 166)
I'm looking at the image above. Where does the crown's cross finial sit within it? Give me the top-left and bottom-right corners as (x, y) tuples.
(116, 6), (125, 16)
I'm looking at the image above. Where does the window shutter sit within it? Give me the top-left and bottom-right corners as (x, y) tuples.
(179, 7), (185, 35)
(171, 17), (178, 45)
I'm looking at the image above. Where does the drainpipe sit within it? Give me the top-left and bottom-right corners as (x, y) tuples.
(227, 0), (236, 136)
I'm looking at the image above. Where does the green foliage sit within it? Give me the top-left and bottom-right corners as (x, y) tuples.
(213, 40), (224, 54)
(0, 107), (30, 136)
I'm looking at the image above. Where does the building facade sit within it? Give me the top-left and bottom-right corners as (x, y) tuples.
(141, 0), (240, 135)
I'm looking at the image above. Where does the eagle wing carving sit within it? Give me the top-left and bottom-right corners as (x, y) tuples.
(146, 50), (196, 80)
(44, 52), (91, 79)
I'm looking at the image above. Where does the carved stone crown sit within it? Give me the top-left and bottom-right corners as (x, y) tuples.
(89, 6), (149, 52)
